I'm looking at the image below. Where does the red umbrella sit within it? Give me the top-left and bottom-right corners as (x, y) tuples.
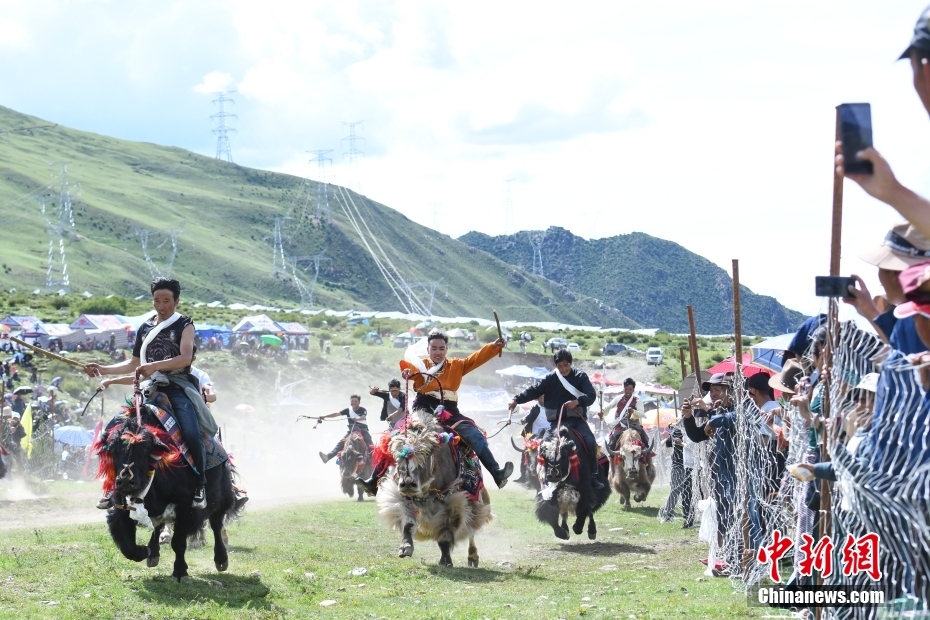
(588, 372), (623, 386)
(407, 327), (422, 336)
(705, 353), (769, 378)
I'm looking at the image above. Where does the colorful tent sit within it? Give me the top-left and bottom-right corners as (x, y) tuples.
(69, 314), (128, 331)
(232, 314), (285, 333)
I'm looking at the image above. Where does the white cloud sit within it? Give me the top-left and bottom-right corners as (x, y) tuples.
(194, 71), (236, 94)
(2, 0), (929, 326)
(0, 16), (27, 48)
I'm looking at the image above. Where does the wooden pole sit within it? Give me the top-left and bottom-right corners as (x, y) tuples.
(687, 306), (703, 396)
(732, 260), (743, 364)
(679, 347), (687, 380)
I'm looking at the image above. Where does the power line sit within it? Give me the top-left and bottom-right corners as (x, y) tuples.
(527, 230), (547, 277)
(307, 149), (333, 223)
(268, 216), (291, 277)
(131, 224), (183, 279)
(288, 252), (330, 309)
(211, 91), (237, 163)
(38, 164), (77, 292)
(341, 121), (364, 193)
(407, 278), (444, 315)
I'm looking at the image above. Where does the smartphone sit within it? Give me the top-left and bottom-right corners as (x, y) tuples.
(815, 276), (856, 298)
(838, 103), (873, 175)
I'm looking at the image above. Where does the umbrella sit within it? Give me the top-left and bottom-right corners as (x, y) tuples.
(749, 333), (795, 372)
(13, 386), (32, 395)
(54, 425), (94, 447)
(640, 408), (679, 430)
(705, 353), (769, 378)
(234, 404), (255, 413)
(237, 341), (252, 348)
(261, 334), (283, 347)
(416, 321), (433, 330)
(407, 327), (423, 336)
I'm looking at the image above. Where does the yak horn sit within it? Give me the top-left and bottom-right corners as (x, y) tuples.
(510, 436), (526, 453)
(603, 439), (620, 457)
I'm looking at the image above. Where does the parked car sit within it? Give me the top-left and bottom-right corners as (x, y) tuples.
(646, 346), (664, 365)
(601, 343), (627, 355)
(545, 337), (568, 350)
(567, 342), (581, 352)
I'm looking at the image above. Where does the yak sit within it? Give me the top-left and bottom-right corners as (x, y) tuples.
(95, 406), (239, 581)
(604, 428), (657, 509)
(535, 426), (611, 540)
(510, 434), (542, 493)
(376, 408), (493, 567)
(339, 430), (372, 501)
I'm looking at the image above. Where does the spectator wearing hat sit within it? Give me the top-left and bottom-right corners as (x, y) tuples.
(744, 372), (785, 554)
(836, 6), (930, 241)
(842, 223), (930, 355)
(682, 373), (738, 563)
(784, 315), (827, 363)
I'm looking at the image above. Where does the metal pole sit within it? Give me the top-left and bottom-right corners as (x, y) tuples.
(687, 306), (703, 397)
(732, 260), (743, 364)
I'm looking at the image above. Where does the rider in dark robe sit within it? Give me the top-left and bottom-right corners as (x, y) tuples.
(508, 349), (604, 489)
(86, 277), (216, 510)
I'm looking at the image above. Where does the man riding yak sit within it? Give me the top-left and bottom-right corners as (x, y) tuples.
(508, 349), (605, 490)
(85, 277), (215, 510)
(604, 377), (649, 450)
(355, 329), (514, 495)
(318, 394), (373, 463)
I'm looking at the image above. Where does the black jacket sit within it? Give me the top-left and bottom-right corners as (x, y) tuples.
(513, 369), (596, 415)
(370, 390), (406, 422)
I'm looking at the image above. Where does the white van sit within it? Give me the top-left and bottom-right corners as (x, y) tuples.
(646, 347), (664, 365)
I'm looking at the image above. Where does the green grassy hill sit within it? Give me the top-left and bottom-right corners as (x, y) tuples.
(459, 227), (807, 335)
(0, 106), (637, 327)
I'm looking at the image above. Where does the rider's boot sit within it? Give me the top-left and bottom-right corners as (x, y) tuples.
(319, 451), (332, 464)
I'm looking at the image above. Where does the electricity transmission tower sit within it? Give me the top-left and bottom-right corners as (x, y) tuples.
(527, 230), (546, 277)
(38, 164), (77, 291)
(268, 216), (292, 276)
(341, 121), (364, 192)
(504, 179), (515, 235)
(211, 91), (237, 162)
(131, 225), (183, 279)
(288, 252), (330, 308)
(307, 150), (333, 222)
(408, 278), (444, 315)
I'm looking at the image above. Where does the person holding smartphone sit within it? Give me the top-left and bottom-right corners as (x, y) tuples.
(681, 373), (738, 569)
(836, 8), (930, 241)
(841, 223), (930, 355)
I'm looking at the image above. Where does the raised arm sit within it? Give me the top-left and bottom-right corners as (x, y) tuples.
(461, 339), (505, 375)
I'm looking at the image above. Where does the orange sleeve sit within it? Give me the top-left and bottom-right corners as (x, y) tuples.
(399, 359), (427, 391)
(461, 342), (501, 376)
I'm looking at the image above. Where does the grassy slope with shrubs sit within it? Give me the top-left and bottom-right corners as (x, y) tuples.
(0, 105), (636, 328)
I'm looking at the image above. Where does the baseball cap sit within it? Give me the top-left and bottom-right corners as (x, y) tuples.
(859, 223), (930, 271)
(893, 300), (930, 319)
(745, 372), (774, 394)
(854, 372), (879, 393)
(899, 5), (930, 60)
(11, 411), (20, 419)
(787, 314), (827, 357)
(899, 261), (930, 300)
(701, 372), (731, 392)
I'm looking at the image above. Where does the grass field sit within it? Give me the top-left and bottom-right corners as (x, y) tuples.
(0, 485), (766, 619)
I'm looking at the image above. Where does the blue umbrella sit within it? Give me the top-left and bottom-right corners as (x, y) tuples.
(54, 425), (94, 447)
(749, 333), (795, 372)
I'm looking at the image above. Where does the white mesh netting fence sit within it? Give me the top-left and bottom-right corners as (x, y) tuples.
(657, 320), (930, 617)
